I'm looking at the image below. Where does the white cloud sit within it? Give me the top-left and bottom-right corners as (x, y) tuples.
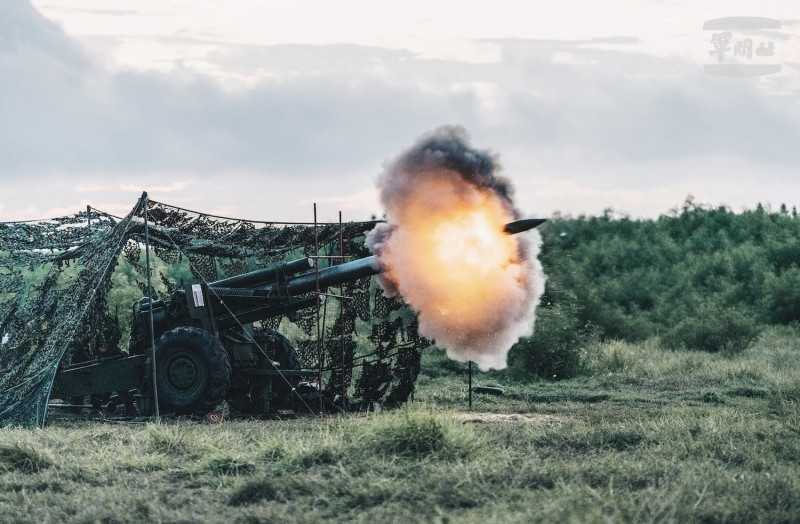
(298, 188), (380, 216)
(2, 0), (800, 222)
(118, 181), (191, 193)
(74, 182), (112, 192)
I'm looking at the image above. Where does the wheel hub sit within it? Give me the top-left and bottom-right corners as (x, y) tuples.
(167, 356), (198, 390)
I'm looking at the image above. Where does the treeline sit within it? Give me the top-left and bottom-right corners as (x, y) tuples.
(510, 198), (800, 378)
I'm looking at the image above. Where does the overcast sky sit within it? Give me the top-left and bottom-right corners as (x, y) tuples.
(1, 0), (798, 222)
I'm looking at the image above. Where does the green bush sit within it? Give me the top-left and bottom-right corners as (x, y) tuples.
(538, 201), (800, 346)
(662, 301), (761, 354)
(508, 294), (594, 379)
(763, 266), (800, 324)
(596, 339), (636, 373)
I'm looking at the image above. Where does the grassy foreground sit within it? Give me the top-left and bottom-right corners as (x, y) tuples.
(1, 327), (800, 523)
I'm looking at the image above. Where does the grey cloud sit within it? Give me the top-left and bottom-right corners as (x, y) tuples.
(487, 39), (800, 172)
(2, 0), (799, 199)
(0, 12), (477, 177)
(0, 0), (87, 67)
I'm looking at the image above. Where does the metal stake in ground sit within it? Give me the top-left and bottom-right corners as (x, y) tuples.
(468, 361), (473, 410)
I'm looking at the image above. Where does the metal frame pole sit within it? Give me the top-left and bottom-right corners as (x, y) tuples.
(339, 211), (346, 409)
(468, 361), (473, 410)
(143, 192), (160, 419)
(314, 203), (324, 414)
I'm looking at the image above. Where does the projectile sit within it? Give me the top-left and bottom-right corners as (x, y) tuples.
(503, 218), (547, 235)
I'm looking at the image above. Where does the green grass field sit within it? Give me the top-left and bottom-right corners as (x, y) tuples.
(1, 326), (799, 523)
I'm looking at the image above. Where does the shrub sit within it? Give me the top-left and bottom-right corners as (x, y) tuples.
(508, 294), (594, 379)
(662, 302), (761, 354)
(763, 267), (800, 324)
(597, 339), (635, 373)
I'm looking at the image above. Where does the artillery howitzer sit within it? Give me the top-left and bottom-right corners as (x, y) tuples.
(52, 218), (545, 417)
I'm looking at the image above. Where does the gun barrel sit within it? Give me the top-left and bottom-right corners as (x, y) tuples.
(208, 256), (378, 328)
(287, 256), (379, 295)
(209, 257), (315, 288)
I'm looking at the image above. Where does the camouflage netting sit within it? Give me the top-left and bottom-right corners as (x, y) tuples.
(0, 195), (426, 427)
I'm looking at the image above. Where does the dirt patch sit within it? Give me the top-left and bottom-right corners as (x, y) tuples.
(454, 412), (566, 424)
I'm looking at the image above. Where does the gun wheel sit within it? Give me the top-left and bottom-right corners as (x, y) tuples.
(228, 329), (300, 414)
(144, 327), (231, 416)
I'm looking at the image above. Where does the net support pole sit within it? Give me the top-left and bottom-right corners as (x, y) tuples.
(339, 211), (346, 410)
(468, 361), (473, 410)
(314, 203), (325, 415)
(142, 192), (160, 420)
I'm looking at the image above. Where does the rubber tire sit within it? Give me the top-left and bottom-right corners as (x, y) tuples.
(270, 331), (301, 372)
(144, 327), (231, 416)
(228, 329), (300, 414)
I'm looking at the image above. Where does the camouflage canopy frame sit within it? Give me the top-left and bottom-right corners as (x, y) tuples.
(0, 195), (425, 427)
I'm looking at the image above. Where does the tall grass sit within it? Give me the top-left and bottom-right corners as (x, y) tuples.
(1, 328), (799, 522)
